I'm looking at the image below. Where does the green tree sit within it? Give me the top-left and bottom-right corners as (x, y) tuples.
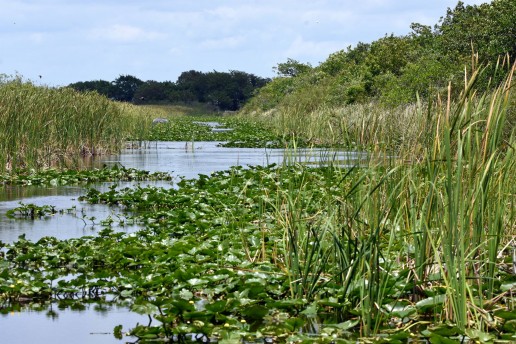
(436, 0), (515, 62)
(110, 75), (144, 102)
(133, 81), (176, 104)
(67, 80), (113, 97)
(273, 58), (312, 77)
(366, 34), (416, 77)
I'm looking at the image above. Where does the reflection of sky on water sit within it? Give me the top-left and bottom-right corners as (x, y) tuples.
(104, 141), (365, 180)
(2, 302), (146, 344)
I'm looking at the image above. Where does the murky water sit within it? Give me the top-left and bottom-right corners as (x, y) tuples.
(0, 141), (365, 343)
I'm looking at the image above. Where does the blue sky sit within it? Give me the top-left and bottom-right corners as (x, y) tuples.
(0, 0), (487, 87)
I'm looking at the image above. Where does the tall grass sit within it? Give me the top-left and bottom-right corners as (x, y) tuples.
(259, 62), (515, 336)
(0, 79), (151, 172)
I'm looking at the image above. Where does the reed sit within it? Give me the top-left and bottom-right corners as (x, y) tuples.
(262, 62), (516, 336)
(0, 79), (151, 172)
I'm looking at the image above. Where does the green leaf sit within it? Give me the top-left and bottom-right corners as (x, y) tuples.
(415, 294), (446, 312)
(503, 319), (516, 333)
(332, 319), (360, 331)
(284, 317), (306, 331)
(427, 333), (460, 344)
(241, 305), (269, 321)
(187, 278), (209, 286)
(428, 324), (461, 337)
(495, 309), (516, 320)
(179, 288), (193, 300)
(464, 329), (494, 343)
(500, 281), (516, 292)
(131, 302), (159, 315)
(205, 300), (228, 313)
(300, 302), (318, 316)
(113, 325), (123, 340)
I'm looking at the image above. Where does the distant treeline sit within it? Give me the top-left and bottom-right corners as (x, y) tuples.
(68, 70), (270, 111)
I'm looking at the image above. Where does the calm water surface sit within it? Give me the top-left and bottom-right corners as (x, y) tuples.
(0, 141), (365, 343)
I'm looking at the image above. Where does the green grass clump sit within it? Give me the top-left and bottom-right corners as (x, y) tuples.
(0, 79), (149, 172)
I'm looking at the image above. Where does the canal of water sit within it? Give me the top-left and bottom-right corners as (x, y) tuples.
(0, 141), (366, 343)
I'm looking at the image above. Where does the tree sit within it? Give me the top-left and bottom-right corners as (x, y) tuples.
(176, 70), (207, 102)
(273, 58), (312, 77)
(365, 34), (415, 77)
(434, 1), (516, 62)
(110, 75), (144, 102)
(133, 81), (176, 104)
(67, 80), (113, 97)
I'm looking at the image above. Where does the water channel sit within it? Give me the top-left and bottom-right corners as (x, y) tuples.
(0, 141), (366, 343)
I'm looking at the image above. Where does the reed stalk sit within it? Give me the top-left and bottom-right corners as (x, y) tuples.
(263, 61), (515, 336)
(0, 79), (151, 172)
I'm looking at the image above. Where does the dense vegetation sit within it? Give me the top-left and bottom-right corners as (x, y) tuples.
(1, 0), (516, 342)
(1, 70), (515, 342)
(0, 77), (154, 172)
(242, 0), (515, 113)
(68, 70), (269, 111)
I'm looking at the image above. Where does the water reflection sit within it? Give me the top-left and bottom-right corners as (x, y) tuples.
(1, 301), (146, 344)
(103, 141), (365, 180)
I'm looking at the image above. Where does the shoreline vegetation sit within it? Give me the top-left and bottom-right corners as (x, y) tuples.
(0, 78), (154, 172)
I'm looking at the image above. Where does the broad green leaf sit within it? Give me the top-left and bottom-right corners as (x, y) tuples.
(416, 294), (446, 312)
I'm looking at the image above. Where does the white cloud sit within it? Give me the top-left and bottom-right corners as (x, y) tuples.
(284, 36), (346, 62)
(0, 0), (491, 86)
(200, 35), (246, 50)
(89, 24), (166, 42)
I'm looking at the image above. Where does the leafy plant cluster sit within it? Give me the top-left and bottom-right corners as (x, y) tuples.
(68, 70), (270, 111)
(0, 165), (172, 186)
(146, 116), (294, 148)
(242, 0), (516, 112)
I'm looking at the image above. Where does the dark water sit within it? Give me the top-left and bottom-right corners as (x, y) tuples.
(0, 141), (365, 344)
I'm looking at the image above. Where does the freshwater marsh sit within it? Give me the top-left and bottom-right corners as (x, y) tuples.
(1, 70), (516, 342)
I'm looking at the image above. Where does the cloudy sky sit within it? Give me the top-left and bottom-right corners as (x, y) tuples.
(1, 0), (488, 87)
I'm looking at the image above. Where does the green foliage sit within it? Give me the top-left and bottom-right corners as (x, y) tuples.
(67, 80), (112, 98)
(273, 58), (312, 77)
(145, 115), (287, 148)
(110, 75), (144, 102)
(437, 0), (516, 62)
(0, 165), (172, 186)
(1, 74), (515, 339)
(242, 0), (516, 114)
(69, 70), (269, 111)
(242, 77), (296, 112)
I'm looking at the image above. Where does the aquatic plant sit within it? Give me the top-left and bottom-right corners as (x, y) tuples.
(0, 164), (172, 186)
(144, 115), (301, 148)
